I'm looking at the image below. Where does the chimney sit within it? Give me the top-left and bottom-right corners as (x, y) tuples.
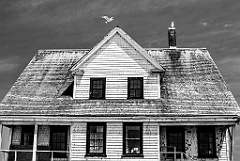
(168, 21), (176, 48)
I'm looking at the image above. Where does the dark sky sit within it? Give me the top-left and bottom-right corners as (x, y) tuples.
(1, 0), (240, 159)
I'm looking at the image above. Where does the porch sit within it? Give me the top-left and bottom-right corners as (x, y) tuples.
(158, 125), (236, 161)
(0, 125), (70, 161)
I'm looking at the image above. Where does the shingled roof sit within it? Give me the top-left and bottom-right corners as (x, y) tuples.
(0, 47), (239, 117)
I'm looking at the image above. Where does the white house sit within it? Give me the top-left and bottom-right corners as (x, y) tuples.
(0, 24), (239, 161)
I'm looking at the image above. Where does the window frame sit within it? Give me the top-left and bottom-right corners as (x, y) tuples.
(166, 126), (185, 158)
(86, 122), (107, 157)
(21, 125), (34, 146)
(197, 126), (216, 158)
(89, 78), (106, 100)
(50, 126), (68, 158)
(127, 77), (144, 99)
(122, 122), (143, 157)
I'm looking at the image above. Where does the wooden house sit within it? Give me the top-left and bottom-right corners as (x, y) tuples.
(0, 24), (239, 161)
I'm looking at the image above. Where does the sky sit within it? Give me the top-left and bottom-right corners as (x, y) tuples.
(0, 0), (240, 159)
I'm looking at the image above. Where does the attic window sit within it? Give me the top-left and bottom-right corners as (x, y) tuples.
(128, 77), (143, 99)
(62, 82), (74, 97)
(89, 78), (106, 99)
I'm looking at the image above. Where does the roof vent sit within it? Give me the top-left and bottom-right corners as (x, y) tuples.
(168, 21), (177, 49)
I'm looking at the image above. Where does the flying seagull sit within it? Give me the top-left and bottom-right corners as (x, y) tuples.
(101, 16), (114, 23)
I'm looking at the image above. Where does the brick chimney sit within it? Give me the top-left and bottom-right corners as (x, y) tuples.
(168, 21), (176, 48)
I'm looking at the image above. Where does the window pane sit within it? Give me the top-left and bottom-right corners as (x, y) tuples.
(90, 146), (103, 153)
(167, 127), (184, 153)
(87, 123), (106, 154)
(126, 140), (140, 154)
(124, 124), (142, 155)
(198, 127), (215, 157)
(128, 78), (143, 99)
(90, 78), (105, 99)
(22, 126), (34, 145)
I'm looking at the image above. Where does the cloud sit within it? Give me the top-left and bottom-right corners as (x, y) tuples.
(200, 21), (209, 26)
(223, 24), (232, 28)
(0, 57), (19, 72)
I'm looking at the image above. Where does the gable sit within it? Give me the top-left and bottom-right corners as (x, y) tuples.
(74, 33), (161, 99)
(80, 33), (156, 75)
(70, 27), (164, 73)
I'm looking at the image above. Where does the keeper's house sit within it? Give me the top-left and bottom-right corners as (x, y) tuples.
(0, 23), (239, 161)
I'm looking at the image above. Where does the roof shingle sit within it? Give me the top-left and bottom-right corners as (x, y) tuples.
(0, 48), (239, 116)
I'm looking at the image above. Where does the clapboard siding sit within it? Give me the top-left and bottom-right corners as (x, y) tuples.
(106, 122), (122, 159)
(71, 123), (87, 161)
(75, 33), (160, 99)
(143, 123), (159, 159)
(70, 122), (159, 161)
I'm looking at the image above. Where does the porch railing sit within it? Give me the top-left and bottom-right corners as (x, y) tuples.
(0, 149), (69, 161)
(160, 146), (195, 161)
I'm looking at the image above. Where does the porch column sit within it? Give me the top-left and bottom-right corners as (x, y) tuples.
(231, 125), (236, 161)
(32, 124), (38, 161)
(0, 123), (2, 150)
(158, 126), (161, 161)
(69, 125), (73, 160)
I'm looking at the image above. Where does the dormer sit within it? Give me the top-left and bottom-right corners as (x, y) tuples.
(70, 27), (164, 99)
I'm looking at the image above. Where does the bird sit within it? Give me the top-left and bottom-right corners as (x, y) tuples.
(101, 16), (114, 23)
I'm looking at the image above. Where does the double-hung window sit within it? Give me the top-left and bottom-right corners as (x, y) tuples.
(166, 127), (185, 158)
(21, 126), (34, 145)
(128, 77), (143, 99)
(123, 123), (143, 156)
(86, 123), (106, 156)
(197, 126), (216, 158)
(90, 78), (106, 99)
(51, 126), (68, 158)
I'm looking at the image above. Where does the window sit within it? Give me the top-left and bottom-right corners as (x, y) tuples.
(166, 127), (185, 158)
(90, 78), (106, 99)
(51, 126), (68, 158)
(21, 126), (34, 145)
(86, 123), (106, 156)
(128, 77), (143, 99)
(123, 123), (143, 156)
(197, 127), (216, 158)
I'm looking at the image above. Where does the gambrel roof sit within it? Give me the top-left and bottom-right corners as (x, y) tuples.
(0, 27), (239, 117)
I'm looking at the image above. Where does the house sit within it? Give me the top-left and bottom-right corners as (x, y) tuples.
(0, 23), (239, 161)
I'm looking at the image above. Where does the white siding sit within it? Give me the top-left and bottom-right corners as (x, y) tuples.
(75, 33), (159, 99)
(71, 123), (87, 161)
(70, 122), (159, 161)
(143, 122), (159, 159)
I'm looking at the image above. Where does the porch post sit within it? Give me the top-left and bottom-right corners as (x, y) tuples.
(158, 125), (161, 161)
(0, 123), (2, 150)
(32, 124), (38, 161)
(69, 125), (73, 161)
(0, 123), (2, 161)
(231, 125), (236, 161)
